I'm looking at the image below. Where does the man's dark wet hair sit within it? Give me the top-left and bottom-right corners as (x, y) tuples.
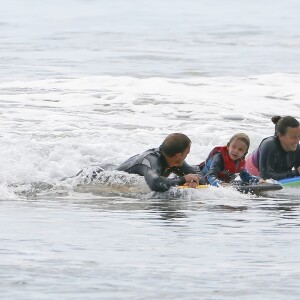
(272, 116), (299, 136)
(160, 133), (191, 157)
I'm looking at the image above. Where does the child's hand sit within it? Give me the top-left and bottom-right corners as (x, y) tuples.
(259, 178), (266, 184)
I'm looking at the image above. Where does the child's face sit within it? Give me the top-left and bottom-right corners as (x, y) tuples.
(227, 139), (248, 161)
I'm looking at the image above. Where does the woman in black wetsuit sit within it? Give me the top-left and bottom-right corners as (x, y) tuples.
(245, 116), (300, 180)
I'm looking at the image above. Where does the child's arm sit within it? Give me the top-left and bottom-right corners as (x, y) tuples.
(206, 153), (224, 187)
(239, 169), (260, 184)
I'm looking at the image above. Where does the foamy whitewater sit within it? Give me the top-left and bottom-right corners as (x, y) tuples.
(1, 0), (300, 299)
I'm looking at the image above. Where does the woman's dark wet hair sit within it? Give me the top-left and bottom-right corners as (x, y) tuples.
(272, 116), (300, 135)
(161, 133), (191, 157)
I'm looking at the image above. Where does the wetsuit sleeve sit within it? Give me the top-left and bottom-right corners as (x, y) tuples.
(173, 161), (205, 183)
(138, 165), (186, 192)
(294, 147), (300, 170)
(259, 141), (298, 180)
(179, 161), (197, 174)
(239, 169), (260, 184)
(205, 153), (224, 187)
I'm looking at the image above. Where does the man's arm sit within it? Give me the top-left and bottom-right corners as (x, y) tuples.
(139, 165), (186, 192)
(179, 161), (197, 174)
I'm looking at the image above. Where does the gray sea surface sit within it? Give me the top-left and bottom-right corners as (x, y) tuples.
(1, 189), (300, 299)
(1, 0), (300, 80)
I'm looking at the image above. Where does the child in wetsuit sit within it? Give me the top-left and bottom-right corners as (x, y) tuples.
(197, 133), (262, 187)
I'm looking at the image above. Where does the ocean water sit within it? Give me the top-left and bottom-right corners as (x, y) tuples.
(1, 0), (300, 299)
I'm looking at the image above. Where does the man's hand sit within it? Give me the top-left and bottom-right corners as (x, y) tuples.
(184, 174), (200, 187)
(184, 181), (199, 188)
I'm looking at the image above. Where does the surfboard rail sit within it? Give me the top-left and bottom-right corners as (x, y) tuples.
(179, 182), (283, 194)
(278, 176), (300, 187)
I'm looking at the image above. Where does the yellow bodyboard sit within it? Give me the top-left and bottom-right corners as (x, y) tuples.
(178, 185), (209, 189)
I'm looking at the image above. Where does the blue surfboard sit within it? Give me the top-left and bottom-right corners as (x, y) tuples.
(278, 176), (300, 187)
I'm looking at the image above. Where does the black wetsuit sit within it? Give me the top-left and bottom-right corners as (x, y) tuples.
(116, 147), (197, 192)
(249, 136), (300, 180)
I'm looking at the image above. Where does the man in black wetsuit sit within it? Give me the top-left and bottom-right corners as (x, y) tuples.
(116, 133), (200, 192)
